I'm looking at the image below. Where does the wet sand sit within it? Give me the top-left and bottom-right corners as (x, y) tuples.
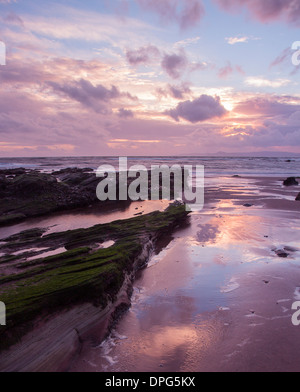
(68, 176), (300, 372)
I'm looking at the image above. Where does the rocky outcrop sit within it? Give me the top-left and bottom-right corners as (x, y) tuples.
(0, 169), (118, 226)
(0, 167), (189, 227)
(0, 203), (190, 367)
(283, 177), (299, 186)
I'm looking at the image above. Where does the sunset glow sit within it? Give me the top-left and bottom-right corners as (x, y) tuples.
(0, 0), (300, 156)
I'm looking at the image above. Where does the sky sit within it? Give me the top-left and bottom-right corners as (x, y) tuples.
(0, 0), (300, 157)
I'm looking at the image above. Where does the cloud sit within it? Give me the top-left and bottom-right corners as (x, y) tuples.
(126, 46), (206, 79)
(3, 12), (24, 26)
(245, 77), (291, 88)
(225, 36), (260, 45)
(226, 36), (249, 45)
(157, 83), (192, 100)
(126, 45), (160, 66)
(136, 0), (205, 30)
(48, 79), (137, 113)
(270, 47), (300, 75)
(174, 36), (201, 48)
(270, 48), (292, 68)
(161, 50), (188, 79)
(118, 108), (134, 118)
(218, 63), (234, 79)
(234, 96), (300, 118)
(166, 95), (227, 123)
(213, 0), (300, 26)
(218, 62), (245, 79)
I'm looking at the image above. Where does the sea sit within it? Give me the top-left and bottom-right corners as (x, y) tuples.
(0, 156), (299, 177)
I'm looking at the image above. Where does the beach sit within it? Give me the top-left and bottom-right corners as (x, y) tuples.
(0, 158), (299, 372)
(69, 175), (300, 372)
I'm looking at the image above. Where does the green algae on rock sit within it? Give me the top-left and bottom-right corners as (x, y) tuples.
(0, 203), (190, 352)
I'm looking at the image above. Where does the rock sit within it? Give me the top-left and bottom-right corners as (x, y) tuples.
(283, 177), (299, 186)
(4, 228), (47, 242)
(276, 250), (289, 258)
(0, 174), (9, 191)
(0, 168), (26, 176)
(0, 203), (190, 362)
(296, 193), (300, 201)
(52, 167), (94, 175)
(0, 169), (106, 226)
(11, 173), (58, 196)
(0, 213), (27, 226)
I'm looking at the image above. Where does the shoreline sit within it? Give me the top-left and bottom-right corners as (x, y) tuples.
(0, 169), (299, 372)
(70, 175), (300, 372)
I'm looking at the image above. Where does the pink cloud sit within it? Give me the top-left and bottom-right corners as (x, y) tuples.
(218, 62), (245, 79)
(234, 96), (300, 117)
(136, 0), (205, 29)
(213, 0), (300, 26)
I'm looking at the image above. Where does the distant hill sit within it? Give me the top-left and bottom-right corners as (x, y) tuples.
(180, 151), (300, 158)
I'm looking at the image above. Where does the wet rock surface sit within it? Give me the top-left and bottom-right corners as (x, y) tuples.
(0, 203), (190, 356)
(283, 177), (299, 186)
(0, 167), (188, 227)
(0, 168), (121, 226)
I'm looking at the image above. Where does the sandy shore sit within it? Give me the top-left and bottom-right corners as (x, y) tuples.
(68, 175), (300, 372)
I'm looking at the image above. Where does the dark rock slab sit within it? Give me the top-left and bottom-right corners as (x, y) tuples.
(283, 177), (299, 186)
(275, 249), (289, 258)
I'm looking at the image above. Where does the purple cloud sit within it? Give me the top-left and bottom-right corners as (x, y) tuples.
(161, 51), (188, 79)
(126, 45), (160, 66)
(234, 97), (300, 118)
(213, 0), (300, 26)
(48, 79), (136, 112)
(166, 95), (227, 123)
(136, 0), (205, 30)
(118, 108), (134, 118)
(157, 83), (191, 100)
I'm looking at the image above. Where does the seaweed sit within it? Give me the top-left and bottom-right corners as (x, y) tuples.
(0, 203), (189, 351)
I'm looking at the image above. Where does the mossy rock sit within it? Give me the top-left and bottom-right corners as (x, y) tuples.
(0, 203), (190, 351)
